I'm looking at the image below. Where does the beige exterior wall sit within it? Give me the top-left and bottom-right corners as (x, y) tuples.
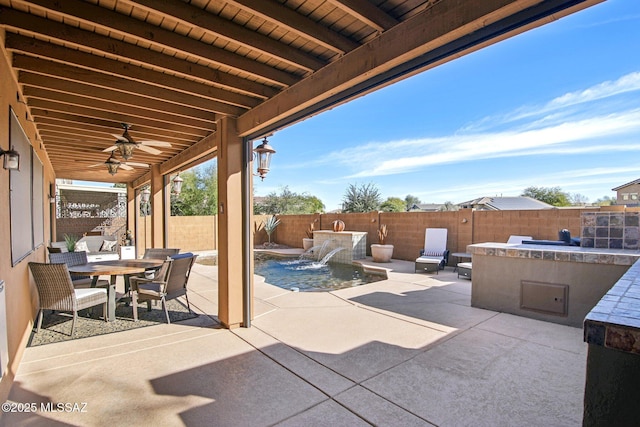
(0, 32), (55, 402)
(616, 183), (640, 205)
(258, 208), (592, 263)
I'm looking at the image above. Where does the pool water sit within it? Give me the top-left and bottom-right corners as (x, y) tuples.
(254, 253), (385, 292)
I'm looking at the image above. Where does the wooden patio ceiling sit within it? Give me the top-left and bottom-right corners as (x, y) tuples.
(0, 0), (602, 184)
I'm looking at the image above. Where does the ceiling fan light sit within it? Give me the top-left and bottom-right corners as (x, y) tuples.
(105, 154), (120, 175)
(116, 141), (136, 160)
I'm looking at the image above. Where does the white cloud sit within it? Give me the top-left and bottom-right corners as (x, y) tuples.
(462, 71), (640, 132)
(339, 108), (640, 178)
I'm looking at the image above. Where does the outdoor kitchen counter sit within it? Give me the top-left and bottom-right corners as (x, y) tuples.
(582, 256), (640, 425)
(468, 242), (640, 266)
(467, 242), (640, 328)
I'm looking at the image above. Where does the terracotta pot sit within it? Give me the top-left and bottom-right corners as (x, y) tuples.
(332, 220), (345, 232)
(371, 244), (394, 263)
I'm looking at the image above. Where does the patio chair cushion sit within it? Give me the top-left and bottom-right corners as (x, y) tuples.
(74, 241), (90, 253)
(457, 262), (472, 279)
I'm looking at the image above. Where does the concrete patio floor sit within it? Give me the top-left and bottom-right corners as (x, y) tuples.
(1, 256), (587, 426)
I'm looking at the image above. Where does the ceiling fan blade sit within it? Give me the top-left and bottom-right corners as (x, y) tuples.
(103, 145), (117, 152)
(120, 164), (133, 171)
(124, 162), (149, 168)
(87, 163), (103, 168)
(137, 145), (162, 155)
(111, 134), (129, 143)
(139, 140), (172, 147)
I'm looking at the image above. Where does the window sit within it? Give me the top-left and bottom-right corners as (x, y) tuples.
(632, 193), (638, 201)
(622, 193), (629, 200)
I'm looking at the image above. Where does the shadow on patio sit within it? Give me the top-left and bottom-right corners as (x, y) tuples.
(2, 260), (586, 426)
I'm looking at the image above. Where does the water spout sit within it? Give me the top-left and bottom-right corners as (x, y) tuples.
(318, 247), (344, 265)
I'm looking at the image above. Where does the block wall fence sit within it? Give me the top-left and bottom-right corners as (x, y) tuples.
(146, 207), (640, 264)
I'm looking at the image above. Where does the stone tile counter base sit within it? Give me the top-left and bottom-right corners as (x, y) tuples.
(583, 259), (640, 426)
(312, 231), (367, 264)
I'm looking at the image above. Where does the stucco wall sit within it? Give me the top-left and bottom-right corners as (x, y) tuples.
(471, 254), (627, 327)
(0, 31), (55, 402)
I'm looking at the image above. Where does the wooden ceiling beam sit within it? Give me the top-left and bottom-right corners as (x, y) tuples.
(128, 0), (325, 72)
(35, 118), (198, 145)
(28, 109), (211, 139)
(21, 76), (219, 123)
(327, 0), (399, 32)
(158, 132), (218, 177)
(0, 9), (279, 98)
(16, 0), (300, 86)
(5, 34), (262, 109)
(14, 55), (244, 117)
(238, 0), (543, 136)
(215, 0), (359, 54)
(25, 98), (215, 131)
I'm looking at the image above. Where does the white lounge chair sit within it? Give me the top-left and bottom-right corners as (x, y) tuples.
(507, 235), (533, 244)
(415, 228), (449, 274)
(457, 235), (533, 280)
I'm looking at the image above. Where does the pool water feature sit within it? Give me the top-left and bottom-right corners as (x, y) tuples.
(254, 253), (385, 292)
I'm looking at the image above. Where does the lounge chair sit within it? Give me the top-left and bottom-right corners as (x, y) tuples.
(28, 262), (108, 336)
(456, 235), (533, 279)
(415, 228), (449, 274)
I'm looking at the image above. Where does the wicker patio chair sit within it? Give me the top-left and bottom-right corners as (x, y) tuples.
(49, 251), (108, 288)
(140, 248), (180, 279)
(129, 259), (173, 322)
(129, 253), (197, 323)
(28, 262), (108, 336)
(143, 248), (180, 259)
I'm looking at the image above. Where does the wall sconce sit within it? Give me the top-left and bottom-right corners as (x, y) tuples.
(0, 147), (20, 170)
(49, 183), (57, 203)
(171, 173), (183, 196)
(254, 137), (276, 181)
(461, 218), (468, 223)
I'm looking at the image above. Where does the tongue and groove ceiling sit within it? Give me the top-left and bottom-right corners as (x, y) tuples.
(0, 0), (602, 183)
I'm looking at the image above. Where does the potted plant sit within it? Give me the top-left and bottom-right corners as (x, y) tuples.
(371, 224), (394, 262)
(63, 233), (79, 252)
(303, 221), (315, 251)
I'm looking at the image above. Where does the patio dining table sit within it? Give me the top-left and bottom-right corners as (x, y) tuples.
(68, 259), (164, 321)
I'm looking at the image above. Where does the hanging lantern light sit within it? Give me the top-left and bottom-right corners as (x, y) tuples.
(172, 173), (184, 196)
(254, 137), (276, 181)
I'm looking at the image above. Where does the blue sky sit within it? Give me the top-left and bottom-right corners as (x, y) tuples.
(255, 0), (640, 211)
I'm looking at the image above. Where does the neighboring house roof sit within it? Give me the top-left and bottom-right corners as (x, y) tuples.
(457, 196), (553, 211)
(612, 179), (640, 191)
(408, 203), (444, 212)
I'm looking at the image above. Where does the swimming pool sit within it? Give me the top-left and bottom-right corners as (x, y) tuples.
(254, 253), (385, 292)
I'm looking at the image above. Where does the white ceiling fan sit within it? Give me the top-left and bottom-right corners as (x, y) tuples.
(88, 153), (149, 175)
(103, 123), (171, 159)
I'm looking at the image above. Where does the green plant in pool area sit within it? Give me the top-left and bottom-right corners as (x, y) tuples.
(63, 234), (78, 252)
(263, 215), (281, 244)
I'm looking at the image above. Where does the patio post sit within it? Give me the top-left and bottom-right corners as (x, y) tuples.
(217, 117), (251, 328)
